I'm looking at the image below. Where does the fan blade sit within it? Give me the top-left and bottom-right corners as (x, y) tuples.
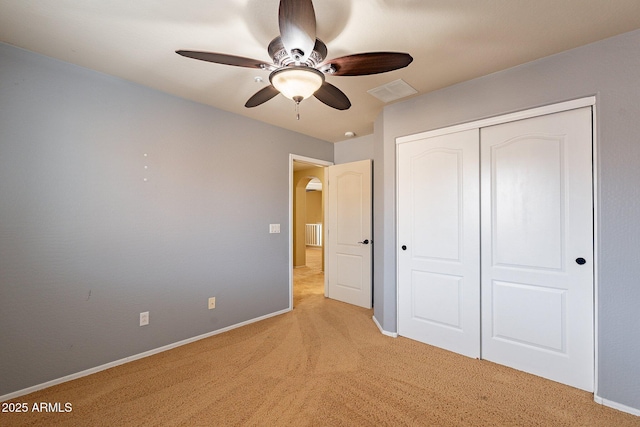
(313, 82), (351, 110)
(176, 50), (272, 69)
(245, 85), (280, 108)
(279, 0), (316, 62)
(312, 39), (328, 63)
(324, 52), (413, 76)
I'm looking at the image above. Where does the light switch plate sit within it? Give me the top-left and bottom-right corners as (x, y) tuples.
(269, 224), (280, 233)
(139, 311), (149, 326)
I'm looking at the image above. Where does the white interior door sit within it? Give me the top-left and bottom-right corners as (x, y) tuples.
(397, 129), (481, 358)
(327, 160), (372, 308)
(480, 107), (594, 391)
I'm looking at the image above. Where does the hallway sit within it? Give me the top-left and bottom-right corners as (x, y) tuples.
(293, 247), (324, 307)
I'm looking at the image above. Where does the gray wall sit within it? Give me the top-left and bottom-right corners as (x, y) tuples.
(0, 43), (333, 396)
(333, 134), (374, 164)
(374, 29), (640, 411)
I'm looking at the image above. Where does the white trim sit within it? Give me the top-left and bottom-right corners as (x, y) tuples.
(373, 315), (398, 338)
(396, 96), (596, 145)
(289, 154), (333, 310)
(395, 141), (401, 338)
(594, 395), (640, 417)
(0, 308), (290, 402)
(591, 101), (600, 401)
(290, 154), (333, 168)
(323, 166), (329, 298)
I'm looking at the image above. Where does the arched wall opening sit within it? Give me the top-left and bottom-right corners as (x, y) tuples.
(293, 167), (325, 269)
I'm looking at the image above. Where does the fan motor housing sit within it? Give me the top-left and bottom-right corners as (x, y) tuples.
(268, 36), (327, 68)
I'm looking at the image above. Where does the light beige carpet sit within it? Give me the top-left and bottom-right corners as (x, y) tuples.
(2, 248), (639, 426)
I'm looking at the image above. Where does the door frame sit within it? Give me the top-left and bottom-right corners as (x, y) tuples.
(289, 154), (333, 310)
(395, 96), (599, 395)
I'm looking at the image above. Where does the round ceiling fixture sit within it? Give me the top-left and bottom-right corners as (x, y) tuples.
(270, 66), (324, 102)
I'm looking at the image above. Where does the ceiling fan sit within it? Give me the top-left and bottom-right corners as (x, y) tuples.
(176, 0), (413, 117)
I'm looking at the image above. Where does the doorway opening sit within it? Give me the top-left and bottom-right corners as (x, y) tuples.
(289, 154), (332, 309)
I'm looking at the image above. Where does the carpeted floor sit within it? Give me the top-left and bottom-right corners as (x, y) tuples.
(2, 248), (639, 426)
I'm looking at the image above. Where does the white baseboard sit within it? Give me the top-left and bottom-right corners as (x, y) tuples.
(0, 308), (291, 402)
(372, 315), (398, 338)
(594, 394), (640, 417)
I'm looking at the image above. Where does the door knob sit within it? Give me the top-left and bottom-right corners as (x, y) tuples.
(358, 239), (370, 244)
(401, 245), (407, 251)
(576, 257), (586, 265)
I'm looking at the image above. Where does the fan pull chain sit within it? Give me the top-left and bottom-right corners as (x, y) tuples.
(294, 96), (302, 120)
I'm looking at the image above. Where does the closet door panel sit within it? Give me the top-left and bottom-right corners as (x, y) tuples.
(480, 107), (594, 392)
(398, 129), (480, 358)
(491, 136), (563, 269)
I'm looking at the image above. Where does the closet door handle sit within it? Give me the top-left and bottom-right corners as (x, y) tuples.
(358, 239), (370, 245)
(576, 257), (586, 265)
(401, 245), (407, 251)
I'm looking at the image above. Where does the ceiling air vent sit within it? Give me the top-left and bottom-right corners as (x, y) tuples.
(367, 79), (417, 103)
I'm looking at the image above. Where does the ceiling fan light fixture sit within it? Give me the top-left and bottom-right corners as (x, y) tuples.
(270, 66), (324, 101)
(177, 1), (412, 112)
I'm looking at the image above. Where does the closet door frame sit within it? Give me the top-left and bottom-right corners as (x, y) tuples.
(395, 96), (598, 393)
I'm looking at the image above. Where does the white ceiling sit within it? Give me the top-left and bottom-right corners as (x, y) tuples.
(2, 0), (640, 142)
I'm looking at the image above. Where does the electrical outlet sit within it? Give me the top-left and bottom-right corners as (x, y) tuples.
(208, 297), (216, 310)
(139, 311), (149, 326)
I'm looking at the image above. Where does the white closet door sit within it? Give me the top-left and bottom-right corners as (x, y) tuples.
(480, 107), (594, 391)
(398, 129), (480, 358)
